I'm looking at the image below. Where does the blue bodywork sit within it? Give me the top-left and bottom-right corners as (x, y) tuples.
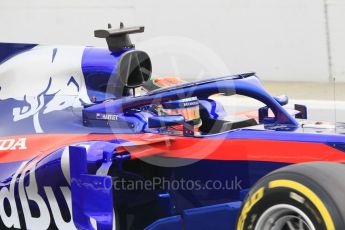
(0, 41), (345, 230)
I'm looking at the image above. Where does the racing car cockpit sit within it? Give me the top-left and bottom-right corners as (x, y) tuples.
(82, 70), (305, 137)
(82, 24), (303, 136)
(142, 77), (261, 136)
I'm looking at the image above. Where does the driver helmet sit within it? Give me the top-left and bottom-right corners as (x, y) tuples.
(156, 97), (202, 132)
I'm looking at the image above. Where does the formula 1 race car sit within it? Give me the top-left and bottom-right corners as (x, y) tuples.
(1, 23), (345, 230)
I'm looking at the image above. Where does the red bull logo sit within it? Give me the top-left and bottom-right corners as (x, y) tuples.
(0, 46), (91, 133)
(0, 149), (75, 229)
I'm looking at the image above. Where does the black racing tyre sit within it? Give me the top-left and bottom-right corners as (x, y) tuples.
(236, 162), (345, 230)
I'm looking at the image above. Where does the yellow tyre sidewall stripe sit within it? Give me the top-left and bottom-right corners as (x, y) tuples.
(236, 187), (264, 230)
(237, 179), (335, 230)
(269, 179), (335, 230)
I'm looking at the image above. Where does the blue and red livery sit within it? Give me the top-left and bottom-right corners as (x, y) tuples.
(1, 24), (345, 230)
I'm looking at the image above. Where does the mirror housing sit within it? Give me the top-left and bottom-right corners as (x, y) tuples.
(258, 106), (276, 124)
(148, 115), (194, 136)
(148, 115), (185, 128)
(294, 104), (308, 119)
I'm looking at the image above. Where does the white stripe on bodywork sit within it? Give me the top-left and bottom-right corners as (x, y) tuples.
(0, 45), (92, 133)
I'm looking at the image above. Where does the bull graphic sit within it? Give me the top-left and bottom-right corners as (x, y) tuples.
(0, 46), (91, 133)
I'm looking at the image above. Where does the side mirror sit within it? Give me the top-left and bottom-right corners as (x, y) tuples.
(258, 106), (275, 124)
(294, 104), (308, 119)
(148, 115), (185, 128)
(274, 95), (289, 106)
(148, 115), (194, 136)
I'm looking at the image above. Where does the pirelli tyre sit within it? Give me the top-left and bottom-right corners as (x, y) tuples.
(236, 162), (345, 230)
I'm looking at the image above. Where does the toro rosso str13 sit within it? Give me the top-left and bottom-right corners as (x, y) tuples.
(1, 23), (345, 230)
